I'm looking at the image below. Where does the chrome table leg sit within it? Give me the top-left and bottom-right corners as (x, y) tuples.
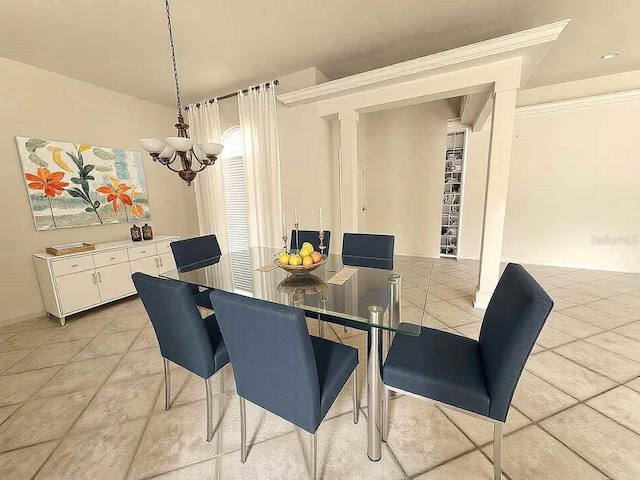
(318, 319), (325, 338)
(240, 396), (247, 463)
(387, 274), (401, 357)
(382, 386), (389, 443)
(205, 376), (214, 442)
(367, 306), (384, 461)
(352, 369), (359, 424)
(163, 358), (171, 411)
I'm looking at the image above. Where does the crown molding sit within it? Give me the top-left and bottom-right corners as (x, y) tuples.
(278, 20), (569, 106)
(516, 89), (640, 117)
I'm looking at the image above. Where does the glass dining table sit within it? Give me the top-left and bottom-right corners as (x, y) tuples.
(160, 247), (432, 461)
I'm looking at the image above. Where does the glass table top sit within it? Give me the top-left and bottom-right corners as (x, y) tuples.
(160, 247), (433, 336)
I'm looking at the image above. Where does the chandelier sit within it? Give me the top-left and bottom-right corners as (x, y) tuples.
(138, 0), (223, 186)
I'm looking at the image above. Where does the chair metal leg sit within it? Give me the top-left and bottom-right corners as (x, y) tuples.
(367, 307), (384, 461)
(382, 386), (389, 443)
(493, 422), (503, 480)
(205, 376), (214, 442)
(310, 431), (317, 480)
(239, 396), (247, 463)
(318, 319), (325, 338)
(352, 369), (359, 424)
(163, 358), (171, 411)
(220, 365), (225, 394)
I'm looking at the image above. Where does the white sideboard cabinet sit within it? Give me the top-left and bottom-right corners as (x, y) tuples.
(34, 235), (178, 326)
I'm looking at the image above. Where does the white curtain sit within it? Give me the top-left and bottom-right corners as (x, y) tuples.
(187, 100), (229, 252)
(238, 84), (283, 248)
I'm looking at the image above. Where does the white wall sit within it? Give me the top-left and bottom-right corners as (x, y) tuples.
(358, 100), (459, 257)
(461, 97), (640, 272)
(1, 57), (199, 323)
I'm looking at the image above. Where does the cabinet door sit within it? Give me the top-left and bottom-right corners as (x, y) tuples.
(97, 263), (135, 302)
(130, 256), (160, 276)
(158, 253), (176, 273)
(56, 270), (102, 315)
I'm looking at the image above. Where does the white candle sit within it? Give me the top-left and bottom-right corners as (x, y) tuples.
(319, 207), (323, 232)
(282, 210), (286, 237)
(294, 206), (298, 224)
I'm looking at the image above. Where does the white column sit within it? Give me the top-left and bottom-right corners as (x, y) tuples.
(339, 111), (359, 235)
(474, 88), (517, 309)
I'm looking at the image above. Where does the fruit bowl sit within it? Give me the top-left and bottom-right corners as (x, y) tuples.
(274, 254), (328, 275)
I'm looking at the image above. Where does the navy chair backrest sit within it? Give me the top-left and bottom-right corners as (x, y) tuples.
(171, 235), (222, 269)
(210, 290), (322, 433)
(342, 233), (395, 270)
(290, 230), (331, 253)
(132, 272), (218, 379)
(478, 263), (554, 422)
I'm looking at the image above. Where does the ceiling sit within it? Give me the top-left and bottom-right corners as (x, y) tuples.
(1, 0), (638, 108)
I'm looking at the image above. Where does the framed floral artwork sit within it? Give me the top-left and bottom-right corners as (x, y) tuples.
(16, 136), (151, 230)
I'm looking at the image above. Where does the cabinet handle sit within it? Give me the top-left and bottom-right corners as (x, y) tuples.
(109, 257), (116, 260)
(140, 250), (146, 254)
(97, 271), (102, 283)
(92, 273), (97, 284)
(159, 257), (163, 267)
(155, 257), (159, 268)
(71, 264), (78, 268)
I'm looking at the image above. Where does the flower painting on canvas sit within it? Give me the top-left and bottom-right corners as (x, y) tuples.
(16, 136), (151, 230)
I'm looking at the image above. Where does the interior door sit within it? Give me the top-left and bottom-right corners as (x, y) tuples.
(97, 262), (135, 302)
(357, 161), (366, 231)
(56, 270), (101, 314)
(129, 256), (160, 276)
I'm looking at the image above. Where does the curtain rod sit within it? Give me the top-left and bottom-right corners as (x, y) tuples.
(185, 80), (279, 110)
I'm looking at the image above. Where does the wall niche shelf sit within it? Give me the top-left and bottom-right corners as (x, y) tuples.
(440, 123), (467, 259)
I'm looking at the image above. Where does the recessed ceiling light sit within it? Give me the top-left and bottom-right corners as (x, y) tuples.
(601, 52), (620, 60)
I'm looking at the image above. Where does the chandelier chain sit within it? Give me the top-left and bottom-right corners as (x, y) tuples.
(165, 0), (182, 117)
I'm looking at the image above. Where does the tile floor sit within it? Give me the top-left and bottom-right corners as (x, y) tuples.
(1, 257), (640, 479)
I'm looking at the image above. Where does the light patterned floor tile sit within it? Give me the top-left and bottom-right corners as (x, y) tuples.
(33, 354), (122, 399)
(0, 328), (61, 353)
(0, 441), (59, 479)
(562, 304), (633, 329)
(415, 450), (506, 480)
(483, 425), (606, 480)
(107, 347), (164, 383)
(0, 366), (61, 406)
(545, 311), (604, 338)
(554, 340), (640, 382)
(585, 332), (640, 362)
(6, 338), (90, 374)
(0, 348), (34, 374)
(128, 400), (220, 479)
(73, 330), (139, 361)
(586, 386), (640, 435)
(441, 406), (531, 446)
(152, 458), (217, 479)
(613, 320), (640, 341)
(525, 351), (616, 400)
(541, 404), (640, 480)
(72, 374), (162, 433)
(511, 371), (578, 421)
(36, 419), (145, 479)
(535, 325), (577, 348)
(0, 389), (94, 452)
(385, 397), (474, 475)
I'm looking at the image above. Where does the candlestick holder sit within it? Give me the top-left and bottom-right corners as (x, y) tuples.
(282, 234), (288, 252)
(294, 222), (300, 252)
(318, 230), (326, 256)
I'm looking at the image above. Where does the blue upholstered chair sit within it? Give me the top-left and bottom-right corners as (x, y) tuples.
(170, 235), (222, 309)
(382, 263), (553, 480)
(132, 272), (229, 442)
(341, 233), (395, 270)
(290, 230), (331, 254)
(209, 290), (359, 479)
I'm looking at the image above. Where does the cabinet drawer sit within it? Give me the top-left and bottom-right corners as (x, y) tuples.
(51, 255), (95, 277)
(155, 240), (173, 255)
(128, 244), (157, 261)
(93, 249), (129, 268)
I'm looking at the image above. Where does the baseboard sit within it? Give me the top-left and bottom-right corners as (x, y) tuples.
(458, 255), (638, 274)
(0, 309), (47, 329)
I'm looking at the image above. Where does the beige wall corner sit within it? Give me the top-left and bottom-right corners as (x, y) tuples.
(0, 57), (198, 323)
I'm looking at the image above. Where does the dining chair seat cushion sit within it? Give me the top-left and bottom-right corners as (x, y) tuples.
(310, 336), (359, 420)
(383, 327), (490, 417)
(193, 288), (215, 310)
(203, 313), (230, 370)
